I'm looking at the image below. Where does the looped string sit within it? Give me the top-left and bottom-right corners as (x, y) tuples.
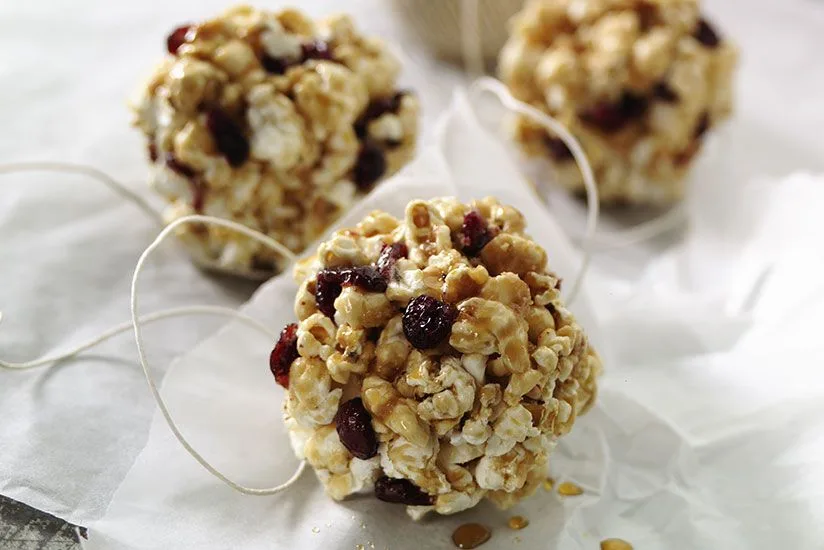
(0, 161), (163, 225)
(468, 77), (600, 305)
(0, 159), (305, 496)
(0, 306), (274, 370)
(131, 214), (301, 495)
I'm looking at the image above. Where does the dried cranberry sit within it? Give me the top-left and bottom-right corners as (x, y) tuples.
(269, 323), (298, 388)
(694, 112), (711, 139)
(580, 92), (648, 133)
(353, 141), (387, 189)
(335, 398), (378, 459)
(315, 269), (344, 318)
(375, 476), (433, 505)
(301, 40), (332, 61)
(205, 109), (249, 167)
(694, 18), (721, 48)
(190, 181), (206, 212)
(315, 266), (388, 318)
(638, 2), (657, 31)
(543, 136), (573, 161)
(261, 54), (292, 75)
(165, 154), (196, 178)
(460, 210), (494, 256)
(148, 143), (158, 162)
(653, 82), (679, 103)
(354, 92), (407, 139)
(377, 242), (408, 279)
(402, 295), (457, 349)
(348, 265), (388, 292)
(166, 24), (192, 55)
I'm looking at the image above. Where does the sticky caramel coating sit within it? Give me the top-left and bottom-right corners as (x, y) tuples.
(132, 6), (418, 275)
(284, 197), (601, 517)
(499, 0), (737, 205)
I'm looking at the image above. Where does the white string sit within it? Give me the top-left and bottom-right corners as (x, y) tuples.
(0, 306), (276, 370)
(131, 214), (302, 496)
(0, 161), (162, 225)
(468, 77), (599, 305)
(588, 203), (687, 250)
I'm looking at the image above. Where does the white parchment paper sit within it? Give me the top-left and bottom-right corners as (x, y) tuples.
(1, 0), (824, 546)
(85, 95), (824, 549)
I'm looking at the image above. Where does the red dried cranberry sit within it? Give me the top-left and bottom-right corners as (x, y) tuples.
(148, 142), (159, 162)
(315, 269), (345, 318)
(354, 92), (407, 139)
(460, 210), (494, 256)
(165, 154), (196, 178)
(653, 82), (679, 103)
(166, 24), (193, 55)
(694, 18), (721, 48)
(375, 476), (433, 505)
(206, 109), (249, 167)
(402, 295), (457, 349)
(353, 142), (386, 189)
(580, 92), (648, 133)
(543, 136), (573, 161)
(335, 398), (378, 459)
(315, 266), (388, 318)
(377, 242), (408, 279)
(190, 181), (206, 212)
(269, 323), (298, 388)
(301, 40), (332, 61)
(694, 112), (711, 139)
(261, 54), (292, 75)
(348, 265), (388, 292)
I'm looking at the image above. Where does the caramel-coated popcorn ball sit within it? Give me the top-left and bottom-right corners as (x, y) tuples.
(269, 197), (602, 518)
(132, 6), (419, 275)
(499, 0), (737, 205)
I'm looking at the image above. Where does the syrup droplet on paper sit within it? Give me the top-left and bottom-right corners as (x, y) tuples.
(452, 523), (491, 548)
(557, 481), (584, 496)
(601, 538), (633, 550)
(507, 516), (529, 530)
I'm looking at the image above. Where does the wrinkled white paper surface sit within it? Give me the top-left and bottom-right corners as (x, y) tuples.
(1, 0), (824, 547)
(85, 94), (824, 549)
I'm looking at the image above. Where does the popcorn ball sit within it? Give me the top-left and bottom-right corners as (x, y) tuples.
(269, 197), (602, 518)
(499, 0), (737, 205)
(132, 6), (419, 274)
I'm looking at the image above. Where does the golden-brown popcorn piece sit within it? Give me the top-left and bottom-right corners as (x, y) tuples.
(362, 376), (432, 448)
(481, 234), (548, 276)
(286, 356), (342, 427)
(499, 0), (738, 205)
(132, 6), (419, 276)
(273, 197), (601, 518)
(451, 298), (531, 374)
